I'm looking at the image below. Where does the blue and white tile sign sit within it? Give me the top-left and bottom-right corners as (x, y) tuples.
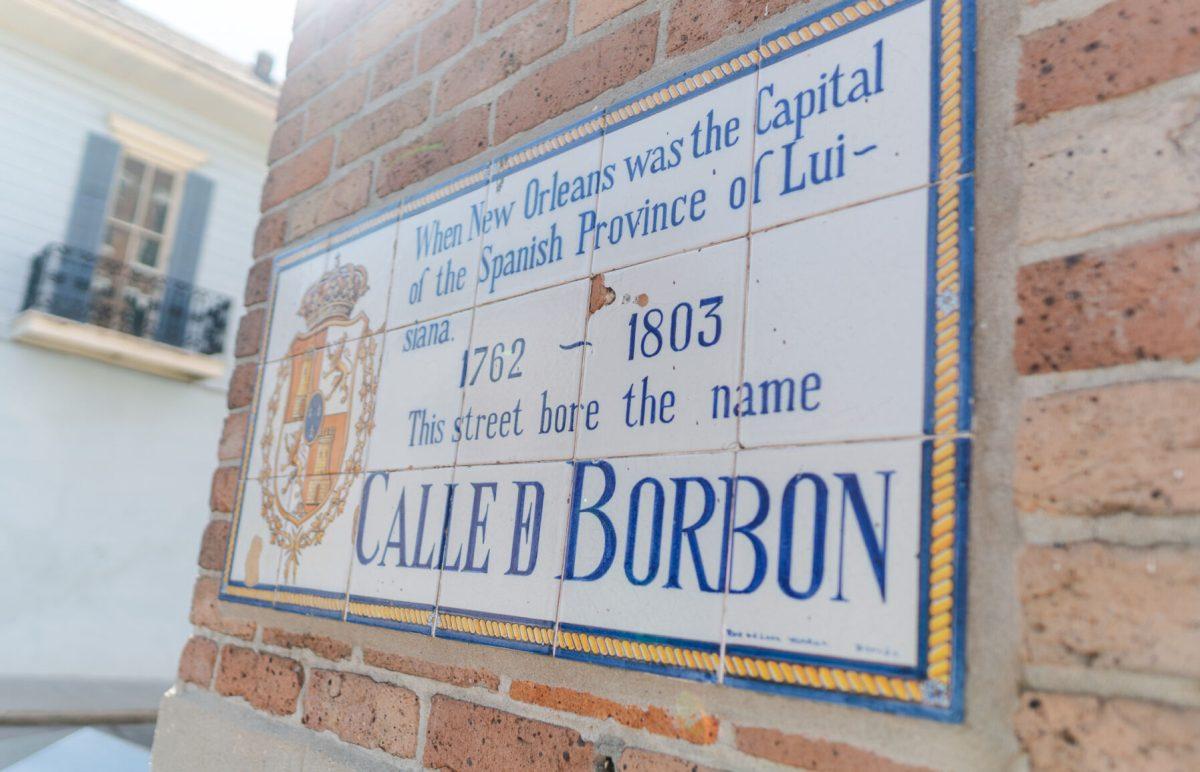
(223, 0), (975, 720)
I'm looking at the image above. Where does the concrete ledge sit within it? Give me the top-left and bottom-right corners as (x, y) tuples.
(0, 677), (167, 725)
(151, 688), (405, 771)
(9, 310), (225, 382)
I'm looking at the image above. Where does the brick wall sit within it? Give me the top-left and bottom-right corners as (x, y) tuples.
(1010, 0), (1200, 769)
(168, 0), (1200, 768)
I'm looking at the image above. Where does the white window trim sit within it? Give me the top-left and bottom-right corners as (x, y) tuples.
(107, 114), (207, 171)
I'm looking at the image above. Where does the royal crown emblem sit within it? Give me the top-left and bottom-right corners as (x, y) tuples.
(297, 261), (369, 328)
(257, 258), (382, 582)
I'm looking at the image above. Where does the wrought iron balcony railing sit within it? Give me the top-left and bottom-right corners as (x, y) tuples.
(20, 243), (233, 356)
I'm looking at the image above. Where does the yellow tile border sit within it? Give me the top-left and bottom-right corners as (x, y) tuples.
(346, 600), (434, 628)
(221, 584), (275, 605)
(275, 589), (344, 614)
(725, 655), (925, 702)
(437, 612), (555, 647)
(925, 0), (965, 691)
(555, 629), (722, 674)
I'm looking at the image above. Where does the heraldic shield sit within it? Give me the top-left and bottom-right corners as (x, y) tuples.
(258, 260), (382, 583)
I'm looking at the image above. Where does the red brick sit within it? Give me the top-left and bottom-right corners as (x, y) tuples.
(481, 0), (537, 32)
(424, 697), (594, 771)
(261, 137), (334, 210)
(576, 0), (644, 34)
(189, 576), (256, 640)
(262, 628), (352, 660)
(666, 0), (810, 58)
(438, 0), (569, 113)
(215, 645), (304, 716)
(209, 465), (239, 513)
(1015, 381), (1200, 517)
(268, 113), (305, 164)
(1021, 543), (1200, 678)
(306, 73), (368, 139)
(217, 411), (249, 461)
(338, 85), (431, 166)
(289, 163), (373, 239)
(229, 362), (260, 410)
(197, 519), (232, 571)
(495, 13), (658, 143)
(1015, 693), (1200, 770)
(322, 0), (387, 47)
(736, 726), (930, 771)
(417, 0), (474, 74)
(1018, 89), (1200, 245)
(303, 670), (419, 757)
(244, 258), (272, 309)
(510, 681), (718, 744)
(1017, 0), (1200, 124)
(618, 749), (719, 772)
(253, 210), (288, 258)
(286, 16), (323, 74)
(278, 39), (349, 117)
(362, 648), (499, 690)
(370, 37), (417, 99)
(376, 104), (489, 197)
(234, 307), (266, 358)
(1015, 232), (1200, 375)
(178, 636), (218, 688)
(351, 0), (441, 65)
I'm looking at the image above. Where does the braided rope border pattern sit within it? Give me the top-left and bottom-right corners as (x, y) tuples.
(556, 629), (722, 674)
(438, 613), (555, 647)
(347, 600), (434, 629)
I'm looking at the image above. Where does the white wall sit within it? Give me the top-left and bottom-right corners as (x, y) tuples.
(0, 343), (225, 681)
(0, 29), (267, 682)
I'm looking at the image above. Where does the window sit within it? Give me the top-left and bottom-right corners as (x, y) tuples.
(102, 154), (180, 271)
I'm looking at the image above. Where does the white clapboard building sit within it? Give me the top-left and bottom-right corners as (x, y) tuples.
(0, 0), (275, 713)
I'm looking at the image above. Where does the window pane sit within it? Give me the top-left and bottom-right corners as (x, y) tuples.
(136, 235), (161, 268)
(143, 169), (175, 233)
(112, 158), (145, 223)
(105, 224), (131, 261)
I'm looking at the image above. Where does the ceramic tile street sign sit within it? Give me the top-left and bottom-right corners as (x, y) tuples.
(222, 0), (975, 721)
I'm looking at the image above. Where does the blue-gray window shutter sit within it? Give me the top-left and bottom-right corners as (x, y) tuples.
(156, 172), (214, 347)
(53, 132), (120, 319)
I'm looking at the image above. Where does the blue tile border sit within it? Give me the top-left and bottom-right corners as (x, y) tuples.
(221, 0), (975, 722)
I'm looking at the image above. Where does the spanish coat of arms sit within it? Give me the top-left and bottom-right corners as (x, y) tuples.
(257, 260), (381, 582)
